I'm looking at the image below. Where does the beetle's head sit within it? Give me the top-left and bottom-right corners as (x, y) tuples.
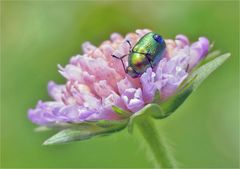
(153, 34), (164, 44)
(126, 66), (140, 78)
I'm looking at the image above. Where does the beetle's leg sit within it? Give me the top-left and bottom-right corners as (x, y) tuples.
(126, 40), (132, 52)
(146, 54), (153, 68)
(112, 54), (128, 73)
(185, 64), (190, 72)
(143, 50), (154, 68)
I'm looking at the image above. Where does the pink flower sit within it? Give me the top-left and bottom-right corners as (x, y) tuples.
(28, 29), (210, 125)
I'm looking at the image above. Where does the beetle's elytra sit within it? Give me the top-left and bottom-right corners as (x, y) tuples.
(112, 32), (166, 78)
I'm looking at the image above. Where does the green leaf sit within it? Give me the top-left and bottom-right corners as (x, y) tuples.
(155, 76), (196, 118)
(153, 90), (161, 104)
(43, 129), (101, 145)
(112, 105), (131, 118)
(94, 119), (129, 128)
(35, 122), (85, 131)
(198, 50), (221, 67)
(159, 52), (230, 117)
(43, 120), (128, 145)
(189, 52), (230, 91)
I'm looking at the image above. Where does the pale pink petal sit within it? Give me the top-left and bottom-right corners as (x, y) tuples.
(94, 80), (114, 98)
(140, 68), (157, 103)
(121, 88), (145, 112)
(82, 42), (97, 54)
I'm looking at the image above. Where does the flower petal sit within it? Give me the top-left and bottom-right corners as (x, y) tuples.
(121, 88), (145, 112)
(140, 68), (157, 103)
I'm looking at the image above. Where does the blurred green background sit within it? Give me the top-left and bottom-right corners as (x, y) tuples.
(1, 1), (239, 168)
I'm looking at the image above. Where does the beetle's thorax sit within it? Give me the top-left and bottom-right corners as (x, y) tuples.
(128, 52), (150, 74)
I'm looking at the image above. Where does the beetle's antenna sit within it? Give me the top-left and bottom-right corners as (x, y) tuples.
(126, 40), (132, 52)
(112, 54), (128, 73)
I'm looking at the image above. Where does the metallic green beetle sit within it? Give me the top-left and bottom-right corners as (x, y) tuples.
(112, 32), (166, 78)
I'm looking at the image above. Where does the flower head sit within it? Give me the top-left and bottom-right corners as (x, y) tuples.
(28, 29), (210, 125)
(28, 29), (229, 145)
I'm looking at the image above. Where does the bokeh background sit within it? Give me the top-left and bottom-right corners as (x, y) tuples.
(1, 1), (239, 168)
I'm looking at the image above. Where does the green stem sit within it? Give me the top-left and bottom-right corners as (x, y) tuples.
(136, 118), (178, 168)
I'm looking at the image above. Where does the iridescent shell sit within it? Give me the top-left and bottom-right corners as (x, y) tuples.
(127, 32), (166, 78)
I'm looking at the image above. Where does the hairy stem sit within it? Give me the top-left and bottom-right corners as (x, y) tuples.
(136, 118), (177, 168)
